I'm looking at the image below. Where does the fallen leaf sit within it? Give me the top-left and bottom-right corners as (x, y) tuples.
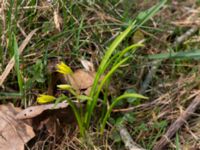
(30, 106), (77, 142)
(0, 103), (35, 150)
(132, 29), (144, 43)
(80, 59), (95, 72)
(68, 69), (95, 90)
(15, 101), (69, 119)
(84, 86), (92, 96)
(51, 61), (104, 96)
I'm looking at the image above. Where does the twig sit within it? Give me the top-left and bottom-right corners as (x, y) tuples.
(0, 29), (38, 86)
(117, 125), (146, 150)
(153, 94), (200, 150)
(139, 60), (161, 94)
(173, 26), (198, 46)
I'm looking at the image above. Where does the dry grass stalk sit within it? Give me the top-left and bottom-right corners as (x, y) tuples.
(0, 29), (38, 86)
(153, 94), (200, 150)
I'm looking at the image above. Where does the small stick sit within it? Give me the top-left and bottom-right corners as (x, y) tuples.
(173, 26), (198, 46)
(153, 94), (200, 150)
(118, 125), (146, 150)
(139, 60), (161, 94)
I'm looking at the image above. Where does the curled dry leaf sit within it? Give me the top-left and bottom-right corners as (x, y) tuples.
(53, 10), (62, 31)
(15, 101), (69, 119)
(53, 60), (103, 96)
(0, 103), (35, 150)
(80, 59), (95, 72)
(67, 59), (96, 94)
(67, 69), (96, 91)
(132, 29), (145, 43)
(84, 86), (92, 96)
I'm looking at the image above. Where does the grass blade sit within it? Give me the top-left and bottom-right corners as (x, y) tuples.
(135, 0), (167, 31)
(89, 21), (137, 98)
(101, 93), (148, 133)
(84, 22), (136, 126)
(66, 97), (85, 136)
(85, 57), (130, 127)
(148, 50), (200, 59)
(13, 33), (23, 95)
(0, 29), (38, 86)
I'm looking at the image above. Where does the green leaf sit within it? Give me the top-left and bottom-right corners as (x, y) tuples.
(13, 33), (23, 94)
(110, 130), (122, 143)
(148, 50), (200, 60)
(81, 0), (167, 133)
(135, 0), (167, 29)
(101, 93), (148, 133)
(76, 95), (92, 101)
(86, 57), (130, 127)
(126, 89), (141, 105)
(123, 113), (135, 124)
(65, 96), (85, 136)
(175, 133), (181, 150)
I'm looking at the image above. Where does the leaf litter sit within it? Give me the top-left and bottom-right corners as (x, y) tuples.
(16, 59), (97, 121)
(15, 101), (69, 119)
(0, 103), (35, 150)
(11, 59), (99, 148)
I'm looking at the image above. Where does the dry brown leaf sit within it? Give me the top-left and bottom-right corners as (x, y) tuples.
(16, 101), (69, 119)
(84, 86), (92, 96)
(0, 103), (35, 150)
(66, 75), (80, 92)
(68, 69), (95, 90)
(0, 29), (38, 86)
(31, 106), (77, 141)
(80, 59), (95, 72)
(60, 66), (104, 95)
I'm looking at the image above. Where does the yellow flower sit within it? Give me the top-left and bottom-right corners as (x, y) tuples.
(37, 94), (56, 104)
(57, 84), (76, 95)
(56, 62), (73, 75)
(57, 84), (72, 90)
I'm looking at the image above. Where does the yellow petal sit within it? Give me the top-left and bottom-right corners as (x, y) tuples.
(56, 62), (73, 75)
(57, 84), (72, 90)
(37, 94), (56, 104)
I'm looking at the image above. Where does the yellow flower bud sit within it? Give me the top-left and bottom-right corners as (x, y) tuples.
(56, 62), (73, 75)
(37, 94), (56, 104)
(57, 84), (72, 90)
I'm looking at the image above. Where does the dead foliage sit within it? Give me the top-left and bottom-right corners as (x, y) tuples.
(0, 103), (35, 150)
